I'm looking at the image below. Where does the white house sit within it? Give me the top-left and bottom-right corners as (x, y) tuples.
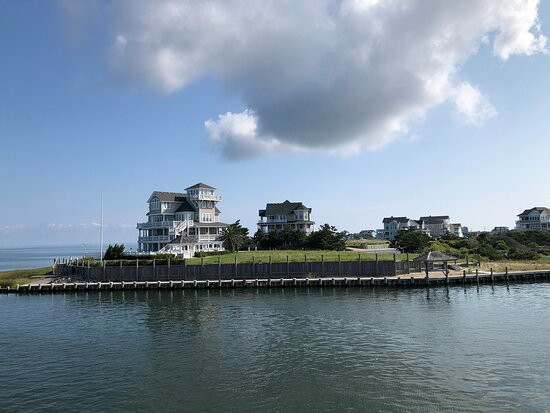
(378, 215), (464, 240)
(378, 217), (421, 240)
(137, 183), (228, 258)
(418, 216), (451, 238)
(516, 207), (550, 231)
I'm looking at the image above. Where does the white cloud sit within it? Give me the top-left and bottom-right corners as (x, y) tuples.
(453, 82), (497, 125)
(70, 0), (547, 159)
(204, 110), (302, 159)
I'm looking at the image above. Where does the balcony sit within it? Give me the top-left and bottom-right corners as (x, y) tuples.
(138, 235), (172, 243)
(189, 193), (222, 201)
(137, 221), (182, 229)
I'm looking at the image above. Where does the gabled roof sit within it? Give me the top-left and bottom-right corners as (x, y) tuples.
(175, 199), (195, 212)
(419, 215), (450, 221)
(413, 251), (457, 262)
(259, 200), (311, 217)
(382, 216), (410, 224)
(185, 182), (216, 190)
(517, 207), (550, 217)
(421, 217), (447, 224)
(148, 191), (187, 202)
(170, 235), (196, 244)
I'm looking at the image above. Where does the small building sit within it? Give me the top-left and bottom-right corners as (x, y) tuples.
(136, 183), (228, 258)
(516, 207), (550, 231)
(449, 223), (464, 238)
(358, 229), (377, 239)
(492, 226), (509, 234)
(258, 200), (314, 234)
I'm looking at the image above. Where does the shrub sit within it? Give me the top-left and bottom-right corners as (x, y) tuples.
(507, 249), (540, 260)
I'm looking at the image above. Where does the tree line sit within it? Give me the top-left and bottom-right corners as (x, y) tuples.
(220, 221), (346, 252)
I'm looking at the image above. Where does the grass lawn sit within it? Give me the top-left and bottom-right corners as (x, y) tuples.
(184, 250), (412, 265)
(0, 267), (51, 288)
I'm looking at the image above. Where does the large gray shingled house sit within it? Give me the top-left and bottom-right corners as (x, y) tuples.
(258, 201), (315, 234)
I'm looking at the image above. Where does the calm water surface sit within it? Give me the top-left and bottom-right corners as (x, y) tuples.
(1, 284), (549, 412)
(0, 244), (138, 271)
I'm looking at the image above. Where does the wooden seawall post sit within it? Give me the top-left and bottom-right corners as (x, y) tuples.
(287, 255), (290, 277)
(424, 260), (429, 285)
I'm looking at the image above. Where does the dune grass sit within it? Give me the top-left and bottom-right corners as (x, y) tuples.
(479, 256), (550, 273)
(0, 267), (51, 288)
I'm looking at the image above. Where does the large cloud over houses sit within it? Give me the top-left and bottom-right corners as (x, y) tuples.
(92, 0), (545, 159)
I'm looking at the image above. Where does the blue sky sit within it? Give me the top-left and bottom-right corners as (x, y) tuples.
(1, 1), (549, 248)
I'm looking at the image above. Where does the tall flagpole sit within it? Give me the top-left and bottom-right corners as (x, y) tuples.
(100, 193), (104, 261)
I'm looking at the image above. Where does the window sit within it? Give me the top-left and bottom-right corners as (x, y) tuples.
(150, 197), (160, 211)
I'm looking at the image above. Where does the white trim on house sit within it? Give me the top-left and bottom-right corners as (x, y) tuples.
(137, 184), (227, 258)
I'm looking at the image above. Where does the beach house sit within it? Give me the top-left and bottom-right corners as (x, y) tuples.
(137, 183), (228, 257)
(515, 207), (550, 231)
(378, 217), (422, 240)
(258, 201), (315, 234)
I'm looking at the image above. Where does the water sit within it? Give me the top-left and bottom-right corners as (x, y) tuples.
(1, 284), (549, 412)
(0, 244), (138, 271)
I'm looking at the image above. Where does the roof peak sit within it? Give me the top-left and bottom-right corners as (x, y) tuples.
(185, 182), (216, 190)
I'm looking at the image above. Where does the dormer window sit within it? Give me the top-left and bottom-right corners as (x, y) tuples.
(150, 197), (160, 211)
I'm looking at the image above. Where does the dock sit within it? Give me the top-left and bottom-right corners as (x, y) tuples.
(1, 269), (550, 293)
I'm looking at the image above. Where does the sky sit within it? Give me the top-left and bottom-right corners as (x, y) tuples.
(1, 0), (549, 248)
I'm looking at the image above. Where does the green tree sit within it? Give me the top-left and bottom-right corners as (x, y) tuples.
(252, 229), (267, 248)
(104, 243), (125, 260)
(392, 229), (431, 253)
(220, 220), (247, 252)
(281, 227), (306, 249)
(305, 224), (346, 250)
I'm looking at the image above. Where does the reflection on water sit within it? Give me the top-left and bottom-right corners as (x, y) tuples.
(1, 284), (550, 412)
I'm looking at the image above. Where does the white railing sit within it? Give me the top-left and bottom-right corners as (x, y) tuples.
(171, 220), (194, 236)
(138, 235), (172, 242)
(137, 221), (178, 229)
(189, 194), (222, 201)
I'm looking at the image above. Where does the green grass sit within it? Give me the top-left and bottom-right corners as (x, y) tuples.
(0, 267), (51, 288)
(183, 250), (412, 265)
